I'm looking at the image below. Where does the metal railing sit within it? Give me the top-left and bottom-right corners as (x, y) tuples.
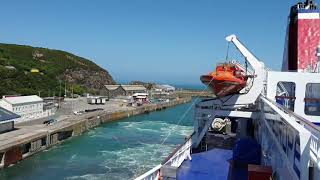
(134, 134), (193, 180)
(268, 98), (320, 169)
(134, 164), (161, 180)
(161, 134), (193, 167)
(259, 96), (314, 180)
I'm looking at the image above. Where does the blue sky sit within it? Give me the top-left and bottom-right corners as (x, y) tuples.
(0, 0), (299, 85)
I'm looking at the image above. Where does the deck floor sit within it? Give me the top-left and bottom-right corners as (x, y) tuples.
(177, 148), (232, 180)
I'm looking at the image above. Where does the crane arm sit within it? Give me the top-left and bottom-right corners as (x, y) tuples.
(226, 34), (264, 71)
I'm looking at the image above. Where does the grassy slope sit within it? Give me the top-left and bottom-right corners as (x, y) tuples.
(0, 43), (114, 96)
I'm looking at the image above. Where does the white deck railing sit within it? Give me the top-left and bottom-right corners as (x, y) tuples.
(304, 125), (320, 169)
(134, 134), (193, 180)
(268, 98), (320, 170)
(134, 164), (161, 180)
(161, 135), (192, 167)
(259, 97), (314, 180)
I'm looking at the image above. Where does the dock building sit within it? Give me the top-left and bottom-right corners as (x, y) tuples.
(132, 93), (149, 103)
(103, 85), (147, 98)
(155, 84), (176, 92)
(0, 107), (20, 134)
(87, 96), (108, 104)
(122, 85), (147, 96)
(0, 95), (45, 122)
(104, 85), (126, 98)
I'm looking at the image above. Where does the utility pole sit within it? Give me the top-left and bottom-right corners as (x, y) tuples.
(71, 85), (74, 111)
(64, 81), (67, 98)
(59, 80), (62, 109)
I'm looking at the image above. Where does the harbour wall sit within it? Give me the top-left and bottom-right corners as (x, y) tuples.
(0, 97), (191, 169)
(175, 90), (214, 98)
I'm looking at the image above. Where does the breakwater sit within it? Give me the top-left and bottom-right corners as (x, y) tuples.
(0, 97), (191, 169)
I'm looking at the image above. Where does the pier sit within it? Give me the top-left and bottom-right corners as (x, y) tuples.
(0, 97), (191, 169)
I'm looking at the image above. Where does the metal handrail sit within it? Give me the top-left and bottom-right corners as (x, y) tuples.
(260, 96), (313, 179)
(134, 164), (161, 180)
(135, 133), (194, 180)
(263, 96), (320, 132)
(161, 132), (194, 165)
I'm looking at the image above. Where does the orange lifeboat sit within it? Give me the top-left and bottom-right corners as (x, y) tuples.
(200, 63), (248, 97)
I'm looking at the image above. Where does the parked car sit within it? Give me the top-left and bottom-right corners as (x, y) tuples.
(43, 119), (55, 125)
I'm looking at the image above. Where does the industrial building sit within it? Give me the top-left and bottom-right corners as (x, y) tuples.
(0, 107), (20, 133)
(121, 85), (147, 96)
(154, 84), (176, 92)
(87, 96), (108, 104)
(0, 95), (45, 122)
(132, 93), (149, 103)
(103, 85), (147, 98)
(104, 85), (126, 98)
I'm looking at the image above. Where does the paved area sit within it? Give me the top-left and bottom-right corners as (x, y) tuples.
(61, 97), (128, 113)
(1, 97), (136, 150)
(0, 124), (48, 150)
(16, 97), (131, 126)
(0, 96), (190, 153)
(0, 99), (135, 151)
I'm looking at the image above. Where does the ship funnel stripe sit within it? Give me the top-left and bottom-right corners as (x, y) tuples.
(297, 9), (320, 13)
(298, 13), (320, 19)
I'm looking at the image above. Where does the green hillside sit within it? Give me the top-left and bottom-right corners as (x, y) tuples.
(0, 43), (115, 97)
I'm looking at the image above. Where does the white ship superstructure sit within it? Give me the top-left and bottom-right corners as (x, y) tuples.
(136, 1), (320, 180)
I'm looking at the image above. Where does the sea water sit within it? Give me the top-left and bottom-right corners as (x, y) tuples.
(0, 100), (195, 180)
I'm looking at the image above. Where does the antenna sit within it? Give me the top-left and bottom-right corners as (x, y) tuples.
(305, 0), (318, 9)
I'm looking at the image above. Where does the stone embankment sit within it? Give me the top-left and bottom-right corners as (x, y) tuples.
(175, 90), (214, 98)
(0, 97), (191, 169)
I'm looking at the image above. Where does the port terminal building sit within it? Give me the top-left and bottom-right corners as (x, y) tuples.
(0, 95), (53, 123)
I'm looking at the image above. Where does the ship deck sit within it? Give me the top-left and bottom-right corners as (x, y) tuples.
(176, 132), (246, 180)
(177, 148), (232, 180)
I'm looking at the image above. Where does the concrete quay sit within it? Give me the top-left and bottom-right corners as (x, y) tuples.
(0, 97), (191, 169)
(175, 90), (214, 98)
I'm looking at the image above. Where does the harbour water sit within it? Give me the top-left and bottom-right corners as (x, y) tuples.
(0, 100), (195, 180)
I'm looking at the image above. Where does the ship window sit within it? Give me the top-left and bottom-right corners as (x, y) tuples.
(305, 83), (320, 116)
(275, 82), (296, 111)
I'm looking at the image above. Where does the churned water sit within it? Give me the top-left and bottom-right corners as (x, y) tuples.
(0, 100), (195, 180)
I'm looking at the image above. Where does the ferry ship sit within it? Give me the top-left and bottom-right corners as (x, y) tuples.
(136, 0), (320, 179)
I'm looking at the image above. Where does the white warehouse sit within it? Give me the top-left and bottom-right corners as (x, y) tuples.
(0, 95), (44, 122)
